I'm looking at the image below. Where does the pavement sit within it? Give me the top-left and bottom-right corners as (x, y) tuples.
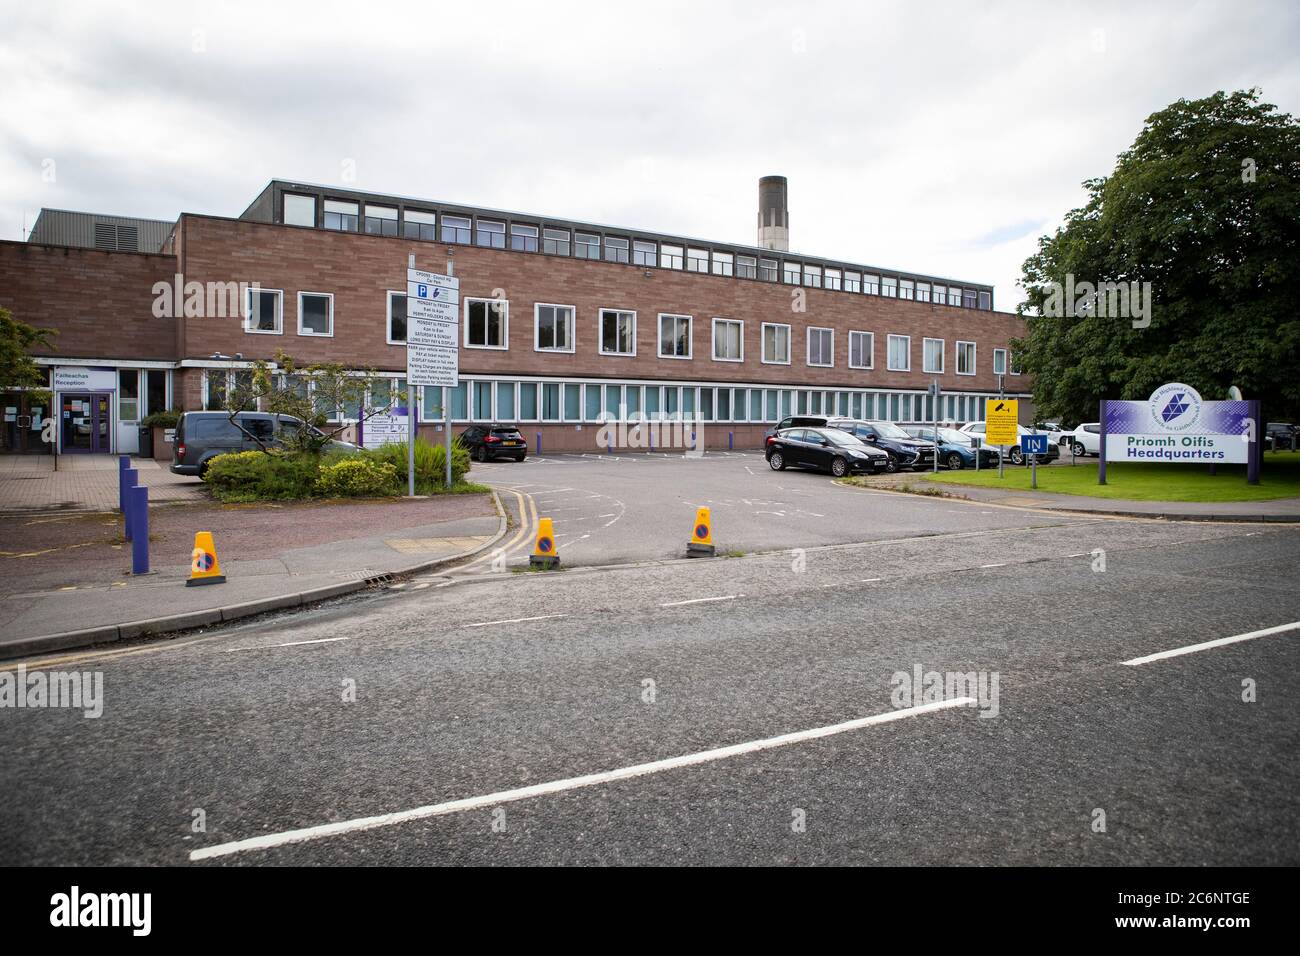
(0, 453), (204, 513)
(2, 510), (1296, 866)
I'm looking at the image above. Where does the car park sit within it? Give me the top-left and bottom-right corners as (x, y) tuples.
(958, 421), (1061, 465)
(902, 425), (1001, 469)
(826, 419), (937, 472)
(171, 411), (359, 476)
(1061, 422), (1101, 457)
(765, 426), (890, 477)
(460, 423), (528, 462)
(1265, 422), (1298, 449)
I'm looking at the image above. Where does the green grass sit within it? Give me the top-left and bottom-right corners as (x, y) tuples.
(919, 452), (1300, 502)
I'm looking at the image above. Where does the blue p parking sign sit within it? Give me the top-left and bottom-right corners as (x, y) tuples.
(1022, 434), (1049, 455)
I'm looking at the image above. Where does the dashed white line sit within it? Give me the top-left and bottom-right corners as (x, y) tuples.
(224, 637), (350, 652)
(979, 563), (1006, 568)
(1121, 620), (1300, 666)
(188, 697), (974, 861)
(462, 614), (568, 628)
(659, 595), (740, 607)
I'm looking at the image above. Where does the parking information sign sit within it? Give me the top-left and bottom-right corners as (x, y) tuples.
(986, 399), (1019, 446)
(1022, 433), (1049, 456)
(405, 268), (459, 388)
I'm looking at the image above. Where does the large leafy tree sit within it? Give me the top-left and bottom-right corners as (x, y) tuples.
(0, 306), (56, 388)
(1015, 90), (1300, 424)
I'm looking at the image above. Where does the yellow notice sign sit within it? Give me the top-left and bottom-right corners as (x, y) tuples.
(986, 399), (1019, 446)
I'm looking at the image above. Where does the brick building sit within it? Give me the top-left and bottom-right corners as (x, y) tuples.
(0, 177), (1032, 456)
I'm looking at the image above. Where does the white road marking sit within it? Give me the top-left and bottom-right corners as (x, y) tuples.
(463, 614), (567, 628)
(1121, 620), (1300, 666)
(861, 577), (882, 583)
(660, 595), (740, 607)
(979, 563), (1006, 568)
(188, 697), (974, 861)
(224, 637), (350, 652)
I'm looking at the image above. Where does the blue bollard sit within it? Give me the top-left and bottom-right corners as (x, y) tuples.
(129, 483), (149, 575)
(118, 456), (130, 515)
(728, 431), (734, 451)
(122, 468), (138, 541)
(536, 432), (541, 455)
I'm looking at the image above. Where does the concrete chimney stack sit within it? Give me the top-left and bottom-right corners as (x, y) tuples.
(757, 175), (789, 252)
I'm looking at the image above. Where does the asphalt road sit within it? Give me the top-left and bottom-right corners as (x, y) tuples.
(2, 481), (1296, 866)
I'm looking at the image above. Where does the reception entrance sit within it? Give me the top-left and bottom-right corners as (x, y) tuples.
(60, 392), (113, 453)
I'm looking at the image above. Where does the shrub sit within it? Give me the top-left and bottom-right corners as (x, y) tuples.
(363, 437), (470, 493)
(203, 450), (321, 501)
(315, 457), (399, 498)
(141, 408), (182, 429)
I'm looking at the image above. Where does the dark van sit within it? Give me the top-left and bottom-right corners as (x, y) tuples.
(170, 412), (358, 476)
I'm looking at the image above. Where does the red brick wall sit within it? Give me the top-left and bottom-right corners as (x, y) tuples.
(0, 241), (179, 360)
(176, 215), (1028, 394)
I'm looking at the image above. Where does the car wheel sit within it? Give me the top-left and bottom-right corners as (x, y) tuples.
(830, 456), (848, 477)
(1010, 447), (1025, 466)
(768, 452), (786, 471)
(514, 454), (526, 462)
(473, 445), (487, 462)
(1071, 441), (1086, 457)
(946, 452), (964, 470)
(884, 456), (899, 474)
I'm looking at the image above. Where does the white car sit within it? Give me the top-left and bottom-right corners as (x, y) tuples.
(1062, 423), (1101, 457)
(958, 422), (1061, 465)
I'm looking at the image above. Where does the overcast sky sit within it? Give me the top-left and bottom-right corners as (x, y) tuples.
(2, 0), (1297, 309)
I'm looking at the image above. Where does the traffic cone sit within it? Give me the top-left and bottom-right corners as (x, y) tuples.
(687, 507), (715, 557)
(186, 531), (227, 586)
(530, 517), (560, 569)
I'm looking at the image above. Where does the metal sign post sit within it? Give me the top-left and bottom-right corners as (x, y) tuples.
(404, 258), (460, 496)
(930, 379), (940, 473)
(445, 261), (454, 490)
(407, 255), (417, 497)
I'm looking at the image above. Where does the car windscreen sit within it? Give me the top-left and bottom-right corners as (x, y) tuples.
(937, 428), (968, 443)
(822, 430), (862, 447)
(873, 422), (911, 439)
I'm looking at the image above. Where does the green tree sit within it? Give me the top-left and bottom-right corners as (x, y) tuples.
(1015, 89), (1300, 424)
(0, 306), (56, 388)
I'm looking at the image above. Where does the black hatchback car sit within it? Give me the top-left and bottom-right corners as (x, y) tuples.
(827, 419), (937, 472)
(766, 427), (889, 477)
(460, 424), (527, 462)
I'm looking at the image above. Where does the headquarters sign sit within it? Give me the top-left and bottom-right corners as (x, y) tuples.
(1103, 383), (1251, 464)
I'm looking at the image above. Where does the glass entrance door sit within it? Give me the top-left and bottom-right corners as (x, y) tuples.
(60, 392), (112, 453)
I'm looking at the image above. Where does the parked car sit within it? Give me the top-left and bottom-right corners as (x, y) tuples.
(763, 415), (830, 443)
(1265, 422), (1298, 449)
(902, 425), (1001, 470)
(826, 419), (937, 472)
(171, 411), (358, 477)
(958, 421), (1061, 465)
(765, 426), (889, 477)
(1061, 422), (1101, 457)
(460, 423), (527, 462)
(1035, 422), (1069, 446)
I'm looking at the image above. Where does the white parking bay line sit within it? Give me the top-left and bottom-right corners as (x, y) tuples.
(188, 697), (974, 861)
(463, 614), (567, 628)
(224, 637), (350, 652)
(1120, 620), (1300, 667)
(660, 595), (740, 607)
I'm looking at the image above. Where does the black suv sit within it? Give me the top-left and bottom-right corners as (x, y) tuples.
(171, 411), (358, 477)
(460, 424), (527, 462)
(827, 419), (937, 472)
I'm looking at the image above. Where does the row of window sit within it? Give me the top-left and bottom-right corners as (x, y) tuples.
(282, 192), (993, 310)
(203, 369), (1007, 426)
(245, 287), (1019, 375)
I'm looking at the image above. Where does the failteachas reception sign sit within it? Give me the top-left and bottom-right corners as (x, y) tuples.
(1103, 383), (1251, 464)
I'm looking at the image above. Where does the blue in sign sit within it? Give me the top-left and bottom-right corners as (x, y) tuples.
(1022, 434), (1049, 455)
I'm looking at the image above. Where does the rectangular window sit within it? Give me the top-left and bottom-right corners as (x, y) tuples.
(882, 276), (898, 297)
(762, 323), (790, 365)
(645, 386), (661, 418)
(948, 286), (963, 306)
(519, 382), (538, 420)
(145, 369), (167, 417)
(387, 292), (407, 344)
(864, 274), (880, 295)
(932, 284), (947, 305)
(624, 385), (641, 417)
(765, 390), (778, 421)
(542, 383), (561, 421)
(845, 271), (861, 293)
(543, 227), (570, 256)
(118, 369), (139, 421)
(824, 268), (842, 291)
(916, 281), (930, 303)
(783, 262), (801, 284)
(807, 327), (833, 367)
(717, 388), (731, 421)
(665, 387), (679, 418)
(660, 244), (683, 269)
(575, 232), (600, 259)
(887, 334), (910, 371)
(993, 348), (1007, 376)
(604, 384), (622, 420)
(849, 330), (874, 369)
(284, 193), (316, 227)
(686, 248), (709, 273)
(510, 223), (539, 252)
(465, 298), (508, 349)
(957, 341), (977, 375)
(803, 265), (822, 288)
(712, 318), (743, 362)
(737, 255), (757, 279)
(476, 219), (506, 248)
(244, 287), (283, 333)
(923, 338), (944, 374)
(496, 381), (516, 420)
(700, 388), (714, 422)
(658, 314), (692, 359)
(564, 383), (580, 420)
(682, 387), (695, 417)
(633, 239), (657, 266)
(449, 382), (468, 420)
(585, 384), (602, 421)
(298, 292), (333, 336)
(323, 199), (358, 231)
(900, 279), (915, 300)
(712, 251), (734, 277)
(979, 291), (992, 310)
(604, 236), (630, 264)
(963, 289), (978, 309)
(759, 258), (778, 282)
(472, 381), (492, 420)
(402, 208), (436, 241)
(364, 204), (398, 237)
(733, 388), (748, 422)
(599, 309), (636, 356)
(535, 303), (575, 352)
(441, 215), (471, 244)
